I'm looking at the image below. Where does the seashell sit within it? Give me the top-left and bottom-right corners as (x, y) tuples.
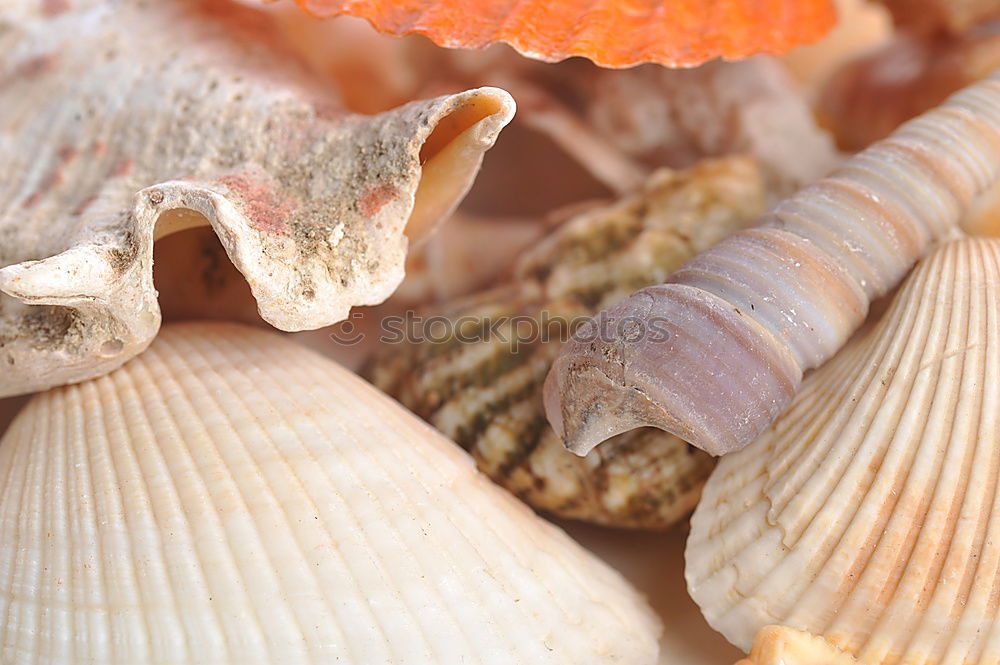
(574, 57), (841, 199)
(686, 237), (1000, 664)
(0, 321), (661, 664)
(736, 627), (859, 665)
(367, 156), (765, 528)
(293, 0), (837, 69)
(0, 0), (514, 398)
(875, 0), (1000, 35)
(819, 27), (1000, 151)
(544, 69), (1000, 457)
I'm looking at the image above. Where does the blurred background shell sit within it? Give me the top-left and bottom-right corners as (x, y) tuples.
(0, 322), (661, 665)
(686, 237), (1000, 664)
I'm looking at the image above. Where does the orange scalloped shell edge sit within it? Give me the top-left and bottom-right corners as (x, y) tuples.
(293, 0), (837, 68)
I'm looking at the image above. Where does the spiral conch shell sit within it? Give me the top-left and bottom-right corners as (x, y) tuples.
(686, 237), (1000, 664)
(0, 0), (514, 398)
(0, 322), (661, 664)
(545, 69), (1000, 457)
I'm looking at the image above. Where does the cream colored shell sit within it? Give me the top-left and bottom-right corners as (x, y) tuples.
(736, 626), (860, 665)
(687, 237), (1000, 665)
(0, 322), (660, 664)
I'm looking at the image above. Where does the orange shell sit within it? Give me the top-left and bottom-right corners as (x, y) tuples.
(294, 0), (837, 68)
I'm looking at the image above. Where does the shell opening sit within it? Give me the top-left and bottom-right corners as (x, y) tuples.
(408, 89), (516, 242)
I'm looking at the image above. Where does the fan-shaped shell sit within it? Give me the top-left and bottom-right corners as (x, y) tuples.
(0, 322), (660, 664)
(686, 237), (1000, 665)
(294, 0), (836, 69)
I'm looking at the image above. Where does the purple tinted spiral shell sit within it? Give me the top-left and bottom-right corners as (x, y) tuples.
(544, 71), (1000, 456)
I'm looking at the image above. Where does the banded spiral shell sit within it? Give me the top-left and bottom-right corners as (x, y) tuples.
(545, 69), (1000, 457)
(0, 323), (661, 664)
(686, 237), (1000, 665)
(367, 157), (764, 529)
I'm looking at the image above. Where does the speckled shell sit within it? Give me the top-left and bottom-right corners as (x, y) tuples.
(0, 322), (661, 665)
(368, 157), (764, 529)
(686, 238), (1000, 665)
(0, 0), (513, 399)
(545, 69), (1000, 458)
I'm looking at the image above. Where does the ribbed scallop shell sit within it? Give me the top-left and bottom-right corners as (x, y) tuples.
(294, 0), (836, 69)
(686, 237), (1000, 665)
(0, 322), (660, 665)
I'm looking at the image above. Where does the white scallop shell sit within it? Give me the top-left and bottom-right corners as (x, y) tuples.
(687, 237), (1000, 665)
(0, 322), (660, 665)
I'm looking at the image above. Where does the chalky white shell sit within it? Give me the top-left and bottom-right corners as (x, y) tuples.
(0, 322), (660, 665)
(686, 237), (1000, 665)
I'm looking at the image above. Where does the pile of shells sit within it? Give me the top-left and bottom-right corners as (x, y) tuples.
(7, 0), (1000, 663)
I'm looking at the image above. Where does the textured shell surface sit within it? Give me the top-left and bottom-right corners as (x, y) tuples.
(545, 69), (1000, 458)
(0, 322), (661, 665)
(367, 157), (765, 529)
(686, 237), (1000, 665)
(0, 0), (513, 399)
(735, 626), (859, 665)
(293, 0), (836, 69)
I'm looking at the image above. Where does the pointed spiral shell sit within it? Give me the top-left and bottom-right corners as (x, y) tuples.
(686, 237), (1000, 664)
(544, 69), (1000, 456)
(0, 322), (660, 665)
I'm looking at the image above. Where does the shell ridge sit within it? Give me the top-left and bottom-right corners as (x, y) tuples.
(855, 245), (975, 658)
(33, 383), (60, 663)
(149, 335), (352, 661)
(813, 247), (956, 648)
(108, 359), (220, 663)
(848, 241), (973, 663)
(259, 334), (528, 663)
(0, 394), (44, 661)
(122, 346), (276, 662)
(765, 240), (940, 524)
(272, 340), (503, 662)
(944, 253), (1000, 663)
(868, 240), (993, 665)
(160, 331), (379, 663)
(82, 375), (159, 662)
(343, 347), (660, 657)
(360, 381), (599, 662)
(62, 386), (114, 665)
(330, 349), (658, 660)
(689, 239), (1000, 664)
(912, 240), (995, 665)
